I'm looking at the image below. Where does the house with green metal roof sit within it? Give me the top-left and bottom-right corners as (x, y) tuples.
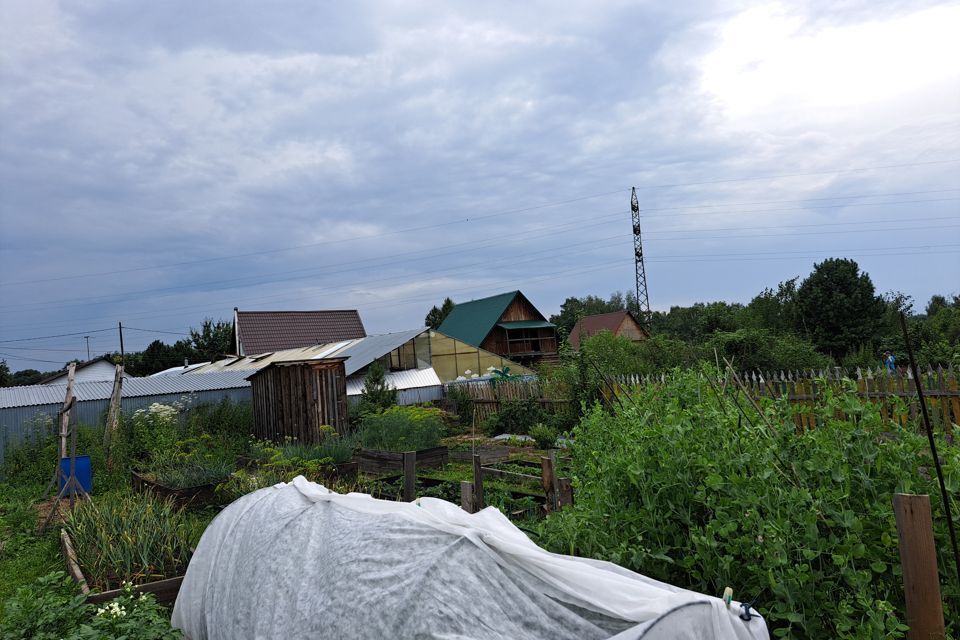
(437, 290), (559, 367)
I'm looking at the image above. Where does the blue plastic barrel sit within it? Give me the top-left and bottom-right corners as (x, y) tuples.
(59, 455), (92, 494)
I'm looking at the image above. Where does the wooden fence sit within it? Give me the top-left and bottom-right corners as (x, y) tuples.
(445, 379), (572, 425)
(613, 365), (959, 432)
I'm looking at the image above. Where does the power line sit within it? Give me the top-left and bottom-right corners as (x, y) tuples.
(2, 160), (957, 288)
(3, 200), (957, 317)
(0, 352), (71, 365)
(0, 327), (115, 344)
(124, 326), (192, 336)
(2, 241), (958, 337)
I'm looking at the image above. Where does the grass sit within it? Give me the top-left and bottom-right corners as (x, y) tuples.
(0, 484), (60, 616)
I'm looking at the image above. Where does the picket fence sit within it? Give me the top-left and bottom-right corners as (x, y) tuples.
(613, 365), (959, 432)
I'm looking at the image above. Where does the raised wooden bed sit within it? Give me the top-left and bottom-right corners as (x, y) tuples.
(450, 446), (511, 465)
(60, 529), (185, 606)
(354, 446), (448, 475)
(131, 470), (218, 509)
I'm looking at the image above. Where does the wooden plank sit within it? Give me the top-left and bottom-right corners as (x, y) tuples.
(540, 455), (558, 513)
(460, 481), (474, 513)
(480, 467), (541, 482)
(557, 477), (573, 508)
(472, 454), (484, 512)
(59, 529), (90, 594)
(59, 363), (77, 459)
(892, 494), (945, 639)
(86, 576), (185, 607)
(403, 451), (416, 502)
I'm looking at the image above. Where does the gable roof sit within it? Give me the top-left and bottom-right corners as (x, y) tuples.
(568, 310), (646, 350)
(436, 290), (521, 347)
(235, 310), (366, 355)
(38, 355), (125, 385)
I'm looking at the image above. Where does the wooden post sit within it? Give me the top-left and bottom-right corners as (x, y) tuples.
(58, 364), (77, 459)
(541, 455), (558, 513)
(558, 477), (573, 508)
(103, 364), (124, 461)
(892, 494), (945, 639)
(472, 454), (484, 512)
(460, 481), (474, 513)
(402, 451), (416, 502)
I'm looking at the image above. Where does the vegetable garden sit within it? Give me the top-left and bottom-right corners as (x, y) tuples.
(1, 361), (958, 638)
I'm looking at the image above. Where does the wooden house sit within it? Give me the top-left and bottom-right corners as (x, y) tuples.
(568, 310), (649, 350)
(437, 291), (558, 368)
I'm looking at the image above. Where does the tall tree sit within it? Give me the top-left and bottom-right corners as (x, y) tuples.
(795, 258), (885, 359)
(0, 360), (9, 387)
(190, 318), (234, 360)
(425, 297), (455, 329)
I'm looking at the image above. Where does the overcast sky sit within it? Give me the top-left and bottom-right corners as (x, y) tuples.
(1, 0), (958, 371)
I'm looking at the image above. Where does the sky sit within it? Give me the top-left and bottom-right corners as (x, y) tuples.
(1, 0), (958, 372)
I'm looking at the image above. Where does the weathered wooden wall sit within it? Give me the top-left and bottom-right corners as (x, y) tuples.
(250, 359), (349, 443)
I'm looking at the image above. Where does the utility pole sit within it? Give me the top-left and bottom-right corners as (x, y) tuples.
(118, 322), (125, 367)
(83, 336), (90, 361)
(630, 187), (652, 328)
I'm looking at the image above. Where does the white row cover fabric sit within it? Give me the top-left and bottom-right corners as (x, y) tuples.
(172, 477), (768, 639)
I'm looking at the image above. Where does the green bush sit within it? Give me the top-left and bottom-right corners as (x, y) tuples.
(359, 406), (443, 451)
(0, 572), (181, 640)
(529, 423), (558, 449)
(445, 385), (475, 428)
(481, 399), (545, 436)
(63, 493), (197, 591)
(536, 366), (958, 638)
(356, 362), (398, 416)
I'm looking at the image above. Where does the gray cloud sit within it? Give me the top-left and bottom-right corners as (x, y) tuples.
(1, 0), (957, 369)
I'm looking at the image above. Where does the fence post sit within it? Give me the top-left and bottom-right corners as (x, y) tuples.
(402, 451), (416, 502)
(460, 481), (474, 513)
(541, 454), (558, 513)
(892, 494), (945, 639)
(472, 454), (484, 512)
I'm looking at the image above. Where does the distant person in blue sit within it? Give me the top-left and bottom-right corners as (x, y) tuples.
(883, 350), (896, 373)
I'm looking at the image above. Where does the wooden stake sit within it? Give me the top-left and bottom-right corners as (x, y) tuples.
(541, 455), (558, 513)
(460, 481), (474, 513)
(103, 364), (124, 462)
(402, 451), (416, 502)
(58, 363), (76, 459)
(892, 494), (945, 640)
(472, 454), (484, 512)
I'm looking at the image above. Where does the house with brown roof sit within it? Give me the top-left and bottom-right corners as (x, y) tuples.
(568, 310), (648, 350)
(437, 291), (558, 367)
(233, 308), (366, 356)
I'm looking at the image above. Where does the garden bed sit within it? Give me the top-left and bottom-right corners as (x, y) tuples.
(131, 470), (218, 509)
(59, 529), (184, 606)
(449, 446), (511, 464)
(354, 446), (448, 474)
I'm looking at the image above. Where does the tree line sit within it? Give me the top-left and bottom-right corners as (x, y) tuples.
(0, 319), (233, 386)
(550, 258), (959, 373)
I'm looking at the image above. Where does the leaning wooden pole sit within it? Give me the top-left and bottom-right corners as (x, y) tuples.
(899, 313), (960, 587)
(103, 363), (124, 463)
(892, 494), (945, 639)
(58, 363), (77, 459)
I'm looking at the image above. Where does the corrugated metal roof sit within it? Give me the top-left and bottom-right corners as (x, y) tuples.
(150, 362), (211, 377)
(185, 329), (428, 377)
(0, 371), (252, 409)
(334, 328), (427, 375)
(346, 367), (442, 395)
(437, 291), (519, 347)
(236, 310), (366, 355)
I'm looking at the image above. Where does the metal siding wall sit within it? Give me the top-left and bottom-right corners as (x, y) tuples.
(0, 387), (251, 462)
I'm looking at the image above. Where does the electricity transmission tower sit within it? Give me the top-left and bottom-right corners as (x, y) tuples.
(630, 187), (651, 328)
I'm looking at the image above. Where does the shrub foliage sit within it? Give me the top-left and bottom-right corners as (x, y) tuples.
(537, 366), (959, 638)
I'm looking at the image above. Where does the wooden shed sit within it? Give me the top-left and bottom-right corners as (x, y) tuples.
(247, 358), (349, 442)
